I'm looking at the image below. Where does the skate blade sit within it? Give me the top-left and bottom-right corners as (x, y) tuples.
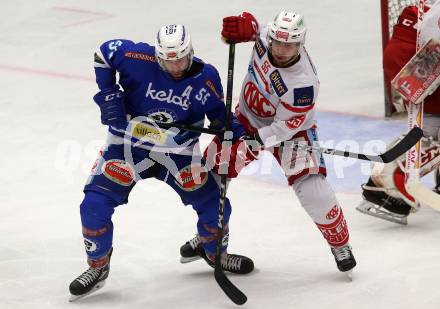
(356, 201), (408, 225)
(69, 280), (106, 302)
(180, 255), (202, 264)
(345, 269), (353, 281)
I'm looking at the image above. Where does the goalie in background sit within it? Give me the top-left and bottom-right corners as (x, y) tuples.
(357, 0), (440, 225)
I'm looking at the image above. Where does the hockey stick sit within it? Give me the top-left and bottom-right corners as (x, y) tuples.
(302, 126), (423, 163)
(148, 120), (423, 163)
(150, 121), (224, 136)
(213, 43), (247, 306)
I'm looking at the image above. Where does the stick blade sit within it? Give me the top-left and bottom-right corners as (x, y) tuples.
(406, 181), (440, 211)
(214, 269), (247, 305)
(380, 127), (424, 163)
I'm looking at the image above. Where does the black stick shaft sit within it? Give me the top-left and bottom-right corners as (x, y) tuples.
(213, 43), (247, 306)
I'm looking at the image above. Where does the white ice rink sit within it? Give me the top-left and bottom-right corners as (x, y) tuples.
(1, 1), (440, 308)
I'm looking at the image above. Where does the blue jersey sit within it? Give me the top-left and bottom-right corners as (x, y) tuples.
(94, 39), (227, 151)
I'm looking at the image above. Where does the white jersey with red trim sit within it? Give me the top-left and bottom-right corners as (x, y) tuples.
(237, 26), (320, 147)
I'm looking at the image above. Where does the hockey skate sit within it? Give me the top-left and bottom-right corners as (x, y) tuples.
(69, 248), (113, 302)
(180, 235), (202, 263)
(180, 235), (254, 274)
(331, 244), (356, 280)
(356, 179), (412, 225)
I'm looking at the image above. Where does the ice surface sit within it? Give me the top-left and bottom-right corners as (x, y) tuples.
(1, 1), (439, 308)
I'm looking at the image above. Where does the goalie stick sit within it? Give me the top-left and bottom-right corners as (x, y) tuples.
(402, 0), (440, 211)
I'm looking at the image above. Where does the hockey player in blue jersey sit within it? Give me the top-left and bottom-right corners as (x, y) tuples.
(69, 24), (254, 301)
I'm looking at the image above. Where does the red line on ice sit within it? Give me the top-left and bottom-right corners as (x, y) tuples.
(52, 6), (113, 17)
(0, 64), (94, 82)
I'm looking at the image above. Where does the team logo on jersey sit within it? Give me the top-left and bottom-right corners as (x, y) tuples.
(147, 109), (176, 123)
(102, 159), (135, 186)
(269, 70), (288, 97)
(285, 114), (306, 129)
(243, 82), (276, 118)
(294, 86), (314, 106)
(255, 38), (267, 58)
(174, 164), (208, 191)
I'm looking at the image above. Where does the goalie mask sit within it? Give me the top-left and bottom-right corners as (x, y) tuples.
(155, 24), (194, 78)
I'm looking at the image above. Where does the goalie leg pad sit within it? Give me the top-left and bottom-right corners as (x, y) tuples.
(370, 136), (440, 207)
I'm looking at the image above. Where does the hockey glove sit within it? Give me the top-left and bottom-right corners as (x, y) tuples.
(222, 12), (258, 43)
(204, 133), (262, 178)
(93, 88), (127, 130)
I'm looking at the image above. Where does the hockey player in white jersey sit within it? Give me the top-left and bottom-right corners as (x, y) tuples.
(180, 11), (356, 276)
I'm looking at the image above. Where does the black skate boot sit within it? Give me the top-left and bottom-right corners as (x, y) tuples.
(356, 178), (412, 225)
(180, 235), (202, 263)
(180, 235), (254, 274)
(201, 250), (255, 275)
(331, 244), (356, 279)
(69, 248), (113, 301)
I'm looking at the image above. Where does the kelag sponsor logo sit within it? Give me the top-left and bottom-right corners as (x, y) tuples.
(145, 82), (190, 110)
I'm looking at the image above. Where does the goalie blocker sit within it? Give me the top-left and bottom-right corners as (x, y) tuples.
(357, 136), (440, 225)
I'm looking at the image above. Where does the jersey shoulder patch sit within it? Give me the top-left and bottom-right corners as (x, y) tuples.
(293, 86), (314, 107)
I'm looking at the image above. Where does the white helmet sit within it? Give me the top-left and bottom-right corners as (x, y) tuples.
(155, 24), (194, 69)
(267, 11), (306, 46)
